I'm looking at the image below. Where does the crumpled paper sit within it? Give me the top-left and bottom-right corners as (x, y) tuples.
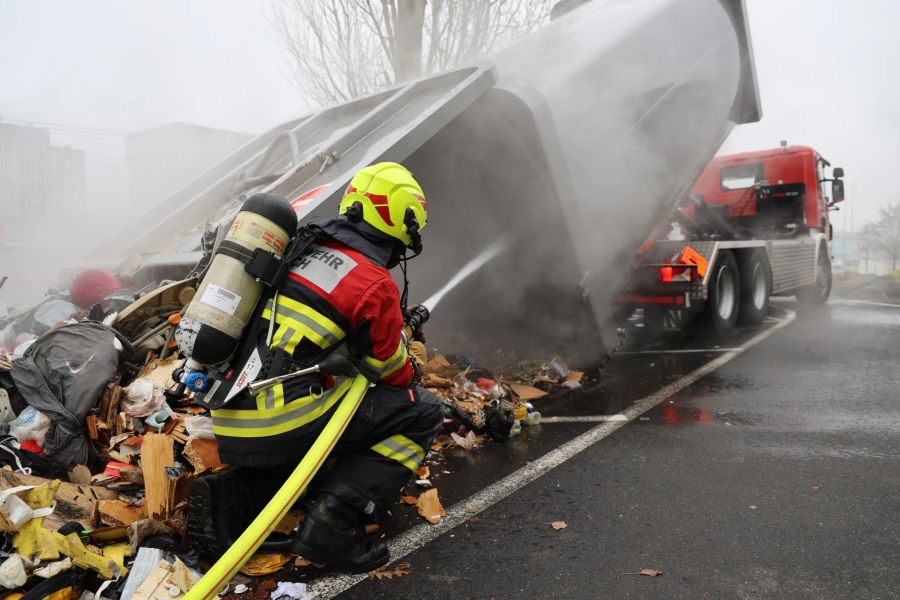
(271, 581), (311, 600)
(122, 378), (166, 417)
(0, 554), (28, 589)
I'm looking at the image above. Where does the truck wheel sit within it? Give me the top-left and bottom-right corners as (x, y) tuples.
(702, 250), (740, 336)
(738, 250), (771, 325)
(796, 245), (832, 305)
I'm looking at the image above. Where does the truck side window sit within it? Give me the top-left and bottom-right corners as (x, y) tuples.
(721, 163), (763, 190)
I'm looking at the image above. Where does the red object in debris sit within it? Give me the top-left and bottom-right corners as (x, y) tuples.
(104, 461), (132, 477)
(70, 269), (122, 308)
(475, 377), (495, 392)
(18, 440), (44, 455)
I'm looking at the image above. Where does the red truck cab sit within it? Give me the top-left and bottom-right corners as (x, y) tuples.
(689, 145), (844, 238)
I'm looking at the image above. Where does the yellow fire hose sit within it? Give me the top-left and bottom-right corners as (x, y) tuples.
(184, 373), (371, 600)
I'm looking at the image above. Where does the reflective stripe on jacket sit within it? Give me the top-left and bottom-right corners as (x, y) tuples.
(213, 238), (414, 466)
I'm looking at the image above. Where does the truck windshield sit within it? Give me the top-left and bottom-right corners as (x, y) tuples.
(721, 163), (763, 190)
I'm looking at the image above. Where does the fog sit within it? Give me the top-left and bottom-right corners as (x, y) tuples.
(719, 0), (900, 233)
(1, 0), (898, 330)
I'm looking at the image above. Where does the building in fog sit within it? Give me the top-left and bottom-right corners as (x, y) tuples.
(125, 122), (251, 208)
(0, 122), (86, 244)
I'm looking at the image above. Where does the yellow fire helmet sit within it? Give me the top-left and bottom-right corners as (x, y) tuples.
(339, 162), (427, 250)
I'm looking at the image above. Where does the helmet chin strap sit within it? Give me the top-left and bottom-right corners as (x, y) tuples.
(399, 209), (424, 312)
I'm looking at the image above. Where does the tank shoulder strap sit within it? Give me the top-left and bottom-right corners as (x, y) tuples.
(214, 226), (318, 288)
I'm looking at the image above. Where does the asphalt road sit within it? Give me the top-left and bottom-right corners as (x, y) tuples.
(314, 293), (900, 599)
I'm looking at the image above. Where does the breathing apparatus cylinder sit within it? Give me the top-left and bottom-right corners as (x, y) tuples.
(176, 193), (297, 367)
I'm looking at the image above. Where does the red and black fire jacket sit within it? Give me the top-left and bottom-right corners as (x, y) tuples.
(212, 236), (414, 466)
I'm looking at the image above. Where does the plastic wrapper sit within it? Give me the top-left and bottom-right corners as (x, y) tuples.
(8, 405), (52, 446)
(184, 415), (215, 439)
(122, 378), (166, 417)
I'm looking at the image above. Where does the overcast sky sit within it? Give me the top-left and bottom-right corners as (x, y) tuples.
(0, 0), (898, 230)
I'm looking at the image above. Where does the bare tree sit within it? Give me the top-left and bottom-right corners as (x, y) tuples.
(269, 0), (551, 106)
(858, 202), (900, 272)
(877, 202), (900, 271)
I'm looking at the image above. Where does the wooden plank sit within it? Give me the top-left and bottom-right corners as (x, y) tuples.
(0, 468), (116, 530)
(129, 560), (171, 600)
(99, 500), (147, 527)
(140, 433), (175, 520)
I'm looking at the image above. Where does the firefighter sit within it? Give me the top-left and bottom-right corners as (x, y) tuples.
(187, 162), (443, 573)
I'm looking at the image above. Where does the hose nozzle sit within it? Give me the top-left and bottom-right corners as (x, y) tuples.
(403, 304), (430, 333)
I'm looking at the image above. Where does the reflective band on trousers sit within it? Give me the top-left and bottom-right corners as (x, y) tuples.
(371, 434), (425, 472)
(212, 378), (353, 438)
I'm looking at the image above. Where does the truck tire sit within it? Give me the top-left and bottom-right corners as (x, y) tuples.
(796, 245), (832, 305)
(738, 250), (771, 325)
(702, 250), (740, 336)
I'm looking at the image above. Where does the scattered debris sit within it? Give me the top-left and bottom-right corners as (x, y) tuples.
(0, 271), (586, 593)
(99, 499), (147, 527)
(416, 489), (445, 524)
(270, 581), (311, 600)
(367, 562), (412, 581)
(67, 464), (92, 484)
(549, 521), (568, 530)
(0, 554), (28, 588)
(32, 556), (73, 578)
(623, 568), (664, 577)
(238, 552), (294, 577)
(508, 383), (548, 401)
(182, 437), (224, 473)
(450, 430), (477, 450)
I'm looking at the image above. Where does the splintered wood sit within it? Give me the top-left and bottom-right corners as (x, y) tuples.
(140, 433), (175, 520)
(182, 437), (224, 473)
(98, 500), (146, 527)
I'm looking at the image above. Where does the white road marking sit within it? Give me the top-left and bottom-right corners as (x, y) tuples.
(309, 307), (797, 599)
(540, 415), (628, 423)
(616, 348), (738, 355)
(834, 299), (900, 309)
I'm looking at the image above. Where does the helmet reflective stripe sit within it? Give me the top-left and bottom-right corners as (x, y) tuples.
(339, 162), (427, 246)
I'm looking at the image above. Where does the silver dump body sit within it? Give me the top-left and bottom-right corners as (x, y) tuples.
(93, 0), (760, 357)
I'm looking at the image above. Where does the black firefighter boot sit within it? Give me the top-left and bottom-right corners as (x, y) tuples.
(291, 492), (389, 573)
(187, 469), (251, 561)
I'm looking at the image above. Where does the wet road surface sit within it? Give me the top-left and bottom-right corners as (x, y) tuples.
(314, 296), (900, 599)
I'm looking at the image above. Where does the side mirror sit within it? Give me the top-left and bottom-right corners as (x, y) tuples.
(831, 179), (845, 204)
(833, 167), (845, 178)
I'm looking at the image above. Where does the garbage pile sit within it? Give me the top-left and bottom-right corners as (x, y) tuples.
(418, 352), (585, 445)
(0, 272), (586, 598)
